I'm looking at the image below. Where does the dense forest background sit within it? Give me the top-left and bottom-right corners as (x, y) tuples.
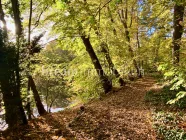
(0, 0), (186, 139)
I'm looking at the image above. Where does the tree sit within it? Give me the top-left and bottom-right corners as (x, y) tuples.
(0, 30), (28, 128)
(10, 0), (22, 37)
(0, 0), (7, 36)
(48, 1), (113, 93)
(0, 0), (28, 128)
(117, 0), (142, 78)
(81, 35), (112, 93)
(172, 2), (185, 64)
(83, 0), (126, 86)
(26, 0), (47, 117)
(33, 44), (72, 112)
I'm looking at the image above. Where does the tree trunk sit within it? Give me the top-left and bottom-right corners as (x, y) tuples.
(83, 1), (125, 86)
(0, 0), (7, 37)
(0, 74), (27, 127)
(136, 27), (143, 77)
(107, 6), (117, 36)
(118, 8), (142, 78)
(26, 78), (32, 120)
(0, 0), (28, 127)
(10, 0), (28, 125)
(29, 76), (47, 115)
(48, 94), (59, 113)
(2, 91), (27, 127)
(9, 0), (47, 125)
(26, 0), (33, 120)
(81, 36), (112, 93)
(100, 42), (126, 86)
(64, 1), (112, 93)
(10, 0), (22, 37)
(0, 44), (27, 128)
(123, 22), (141, 78)
(172, 4), (184, 64)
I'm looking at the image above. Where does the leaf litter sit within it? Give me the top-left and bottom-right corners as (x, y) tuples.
(1, 77), (158, 140)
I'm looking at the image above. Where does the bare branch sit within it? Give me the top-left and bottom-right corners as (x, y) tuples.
(31, 5), (49, 32)
(94, 0), (113, 17)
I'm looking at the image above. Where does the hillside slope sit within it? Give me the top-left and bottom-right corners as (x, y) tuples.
(1, 77), (157, 140)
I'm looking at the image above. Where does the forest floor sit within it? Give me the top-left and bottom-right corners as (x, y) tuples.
(1, 77), (160, 140)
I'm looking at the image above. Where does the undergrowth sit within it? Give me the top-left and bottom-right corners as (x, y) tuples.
(145, 85), (186, 140)
(152, 111), (186, 140)
(145, 85), (186, 109)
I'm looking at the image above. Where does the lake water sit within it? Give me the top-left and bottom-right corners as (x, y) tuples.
(0, 105), (64, 131)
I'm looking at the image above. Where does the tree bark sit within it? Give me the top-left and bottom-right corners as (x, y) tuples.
(0, 75), (27, 127)
(26, 0), (47, 116)
(26, 0), (33, 120)
(2, 90), (27, 127)
(81, 36), (112, 93)
(0, 42), (28, 128)
(28, 0), (32, 44)
(0, 0), (28, 127)
(26, 78), (32, 120)
(136, 26), (143, 76)
(83, 1), (125, 85)
(0, 0), (7, 36)
(10, 0), (28, 125)
(172, 4), (185, 64)
(118, 8), (142, 78)
(101, 42), (126, 86)
(107, 6), (117, 36)
(29, 76), (47, 115)
(10, 0), (22, 37)
(64, 1), (112, 93)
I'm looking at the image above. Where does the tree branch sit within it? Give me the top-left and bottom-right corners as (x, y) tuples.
(94, 0), (113, 17)
(31, 5), (49, 32)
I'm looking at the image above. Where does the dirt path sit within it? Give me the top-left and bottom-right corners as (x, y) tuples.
(68, 77), (157, 140)
(1, 77), (158, 140)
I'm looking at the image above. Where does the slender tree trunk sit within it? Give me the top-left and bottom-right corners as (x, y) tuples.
(123, 21), (141, 78)
(107, 6), (117, 36)
(172, 4), (185, 64)
(10, 0), (28, 125)
(48, 94), (59, 113)
(26, 0), (33, 120)
(107, 6), (126, 84)
(136, 27), (143, 77)
(118, 8), (141, 78)
(26, 78), (32, 120)
(10, 0), (22, 37)
(62, 0), (112, 93)
(26, 0), (47, 116)
(28, 0), (32, 44)
(81, 36), (112, 93)
(64, 1), (112, 93)
(83, 1), (125, 85)
(0, 0), (7, 36)
(0, 73), (27, 127)
(0, 0), (28, 127)
(101, 42), (126, 86)
(29, 76), (47, 115)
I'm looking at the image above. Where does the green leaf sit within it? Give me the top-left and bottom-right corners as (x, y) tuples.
(167, 91), (186, 104)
